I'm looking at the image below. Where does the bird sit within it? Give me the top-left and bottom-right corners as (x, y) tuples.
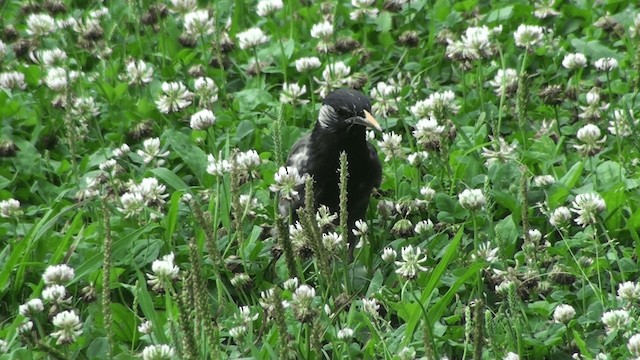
(282, 88), (382, 245)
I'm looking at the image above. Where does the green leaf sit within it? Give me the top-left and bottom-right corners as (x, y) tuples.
(571, 39), (621, 61)
(549, 161), (584, 208)
(150, 167), (189, 192)
(163, 129), (208, 184)
(236, 119), (255, 141)
(485, 5), (513, 22)
(402, 227), (464, 348)
(375, 11), (392, 33)
(233, 89), (273, 112)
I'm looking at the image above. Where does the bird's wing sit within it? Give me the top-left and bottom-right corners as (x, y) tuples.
(286, 134), (311, 174)
(279, 134), (312, 218)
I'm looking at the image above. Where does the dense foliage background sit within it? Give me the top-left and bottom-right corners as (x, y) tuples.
(1, 0), (640, 359)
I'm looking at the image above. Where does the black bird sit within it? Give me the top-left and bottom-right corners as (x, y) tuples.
(282, 88), (382, 242)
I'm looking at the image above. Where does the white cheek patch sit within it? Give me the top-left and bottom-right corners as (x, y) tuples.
(318, 104), (337, 129)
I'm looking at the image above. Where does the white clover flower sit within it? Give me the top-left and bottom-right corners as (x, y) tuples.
(398, 347), (417, 360)
(371, 81), (401, 117)
(608, 109), (638, 137)
(489, 68), (518, 96)
(446, 26), (495, 61)
(602, 309), (629, 334)
(26, 13), (56, 37)
(155, 81), (193, 113)
(361, 298), (380, 316)
(138, 320), (153, 334)
(407, 151), (429, 166)
(549, 206), (572, 227)
(42, 284), (70, 305)
(0, 40), (6, 60)
(377, 132), (403, 161)
(291, 285), (316, 321)
(256, 0), (283, 16)
(89, 6), (109, 18)
(337, 327), (354, 340)
(310, 21), (333, 39)
(322, 232), (343, 252)
(504, 352), (520, 360)
(71, 97), (100, 120)
(533, 0), (559, 19)
(533, 175), (555, 187)
(169, 0), (197, 14)
(570, 193), (606, 227)
(553, 304), (576, 323)
(283, 277), (299, 291)
(350, 0), (378, 21)
(280, 82), (309, 105)
(44, 67), (68, 92)
(295, 57), (321, 72)
(458, 189), (486, 210)
(236, 306), (259, 324)
(0, 198), (22, 218)
(471, 242), (499, 263)
(395, 245), (428, 279)
(315, 61), (351, 98)
(629, 334), (640, 357)
(562, 53), (587, 70)
(237, 27), (269, 49)
(630, 13), (640, 38)
(19, 298), (44, 317)
(137, 138), (170, 166)
(270, 166), (305, 201)
(206, 153), (232, 176)
(0, 339), (7, 353)
(147, 253), (179, 292)
(113, 144), (130, 158)
(235, 149), (262, 178)
(18, 320), (34, 335)
(293, 284), (315, 302)
(117, 192), (145, 218)
(381, 247), (397, 262)
(230, 273), (251, 288)
(51, 310), (82, 345)
(37, 49), (67, 67)
(414, 220), (433, 235)
(142, 344), (175, 360)
(420, 186), (436, 202)
(481, 137), (517, 167)
(43, 264), (75, 285)
(125, 59), (153, 85)
(410, 90), (459, 119)
(352, 219), (368, 236)
(573, 124), (606, 156)
(412, 117), (445, 147)
(133, 177), (169, 206)
(190, 109), (216, 130)
(594, 57), (618, 72)
(183, 10), (214, 36)
(0, 71), (27, 91)
(513, 24), (544, 48)
(527, 229), (542, 243)
(617, 281), (640, 302)
(193, 76), (219, 105)
(229, 325), (247, 339)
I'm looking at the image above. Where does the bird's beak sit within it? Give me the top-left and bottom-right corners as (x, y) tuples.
(355, 110), (382, 131)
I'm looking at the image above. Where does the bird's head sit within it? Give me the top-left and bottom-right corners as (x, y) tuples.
(316, 88), (382, 134)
